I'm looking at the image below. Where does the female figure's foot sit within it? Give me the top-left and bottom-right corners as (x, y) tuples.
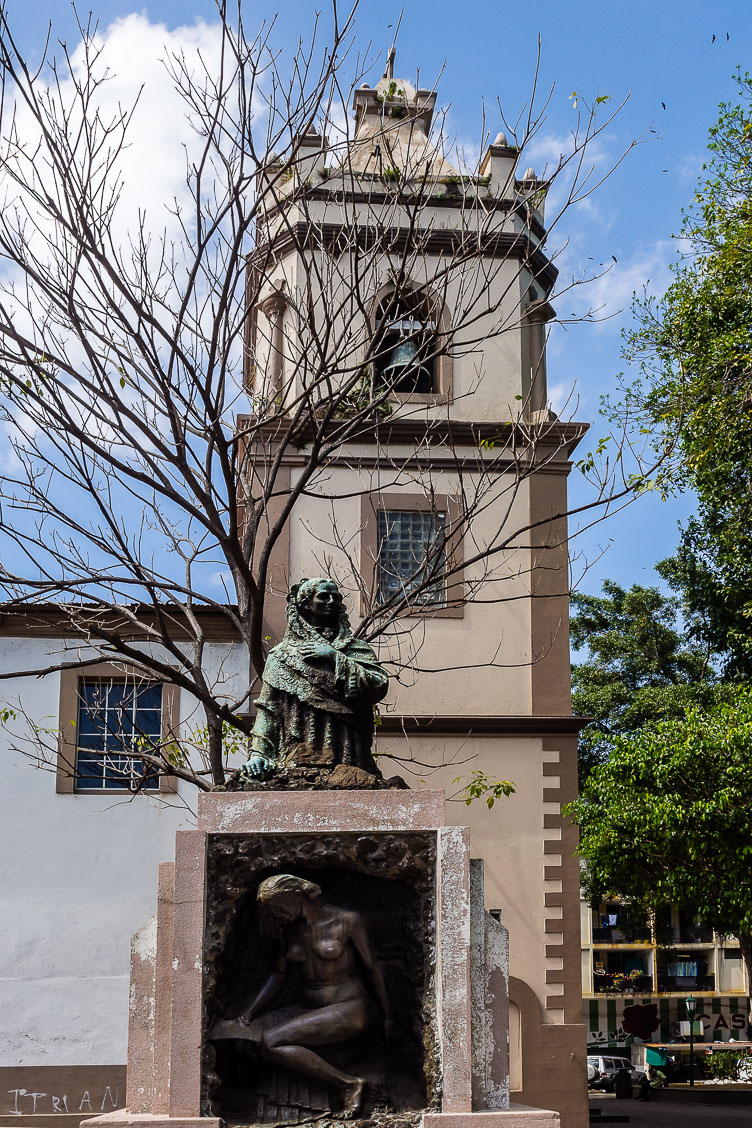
(340, 1077), (365, 1118)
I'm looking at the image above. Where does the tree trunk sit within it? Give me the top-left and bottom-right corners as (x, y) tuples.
(206, 712), (225, 787)
(738, 930), (752, 992)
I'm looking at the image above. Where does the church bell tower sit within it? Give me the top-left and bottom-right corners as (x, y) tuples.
(246, 56), (588, 1127)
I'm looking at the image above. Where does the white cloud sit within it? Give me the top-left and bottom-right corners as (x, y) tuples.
(0, 13), (228, 277)
(548, 378), (581, 417)
(209, 569), (233, 591)
(0, 11), (263, 430)
(575, 239), (675, 329)
(77, 13), (224, 236)
(0, 12), (265, 586)
(524, 128), (616, 228)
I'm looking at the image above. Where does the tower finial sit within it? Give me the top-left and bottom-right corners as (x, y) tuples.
(385, 46), (396, 81)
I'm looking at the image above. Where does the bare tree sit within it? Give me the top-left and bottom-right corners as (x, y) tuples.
(0, 1), (654, 791)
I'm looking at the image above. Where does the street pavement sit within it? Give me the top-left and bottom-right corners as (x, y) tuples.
(589, 1092), (752, 1126)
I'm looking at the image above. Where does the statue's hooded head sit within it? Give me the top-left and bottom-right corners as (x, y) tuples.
(287, 577), (352, 641)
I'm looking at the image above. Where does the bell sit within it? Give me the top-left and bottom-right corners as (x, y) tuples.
(381, 338), (433, 393)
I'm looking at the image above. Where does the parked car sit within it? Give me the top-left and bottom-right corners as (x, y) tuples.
(587, 1054), (646, 1091)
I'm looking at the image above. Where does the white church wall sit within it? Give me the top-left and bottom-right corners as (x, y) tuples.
(0, 635), (246, 1067)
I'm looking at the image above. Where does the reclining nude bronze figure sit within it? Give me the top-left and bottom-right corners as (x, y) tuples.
(210, 874), (391, 1119)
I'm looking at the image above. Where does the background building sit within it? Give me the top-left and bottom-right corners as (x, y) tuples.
(582, 898), (751, 1051)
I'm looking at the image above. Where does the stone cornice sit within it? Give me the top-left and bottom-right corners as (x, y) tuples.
(0, 604), (244, 640)
(378, 714), (590, 736)
(261, 188), (548, 242)
(254, 220), (557, 291)
(239, 415), (588, 460)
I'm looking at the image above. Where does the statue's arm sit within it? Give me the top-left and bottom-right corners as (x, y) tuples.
(349, 913), (390, 1023)
(337, 648), (389, 705)
(241, 685), (279, 778)
(241, 950), (286, 1023)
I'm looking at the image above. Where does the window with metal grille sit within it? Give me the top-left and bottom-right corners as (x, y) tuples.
(376, 509), (447, 606)
(75, 679), (162, 791)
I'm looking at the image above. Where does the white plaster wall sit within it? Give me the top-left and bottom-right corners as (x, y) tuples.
(0, 636), (246, 1067)
(719, 952), (746, 993)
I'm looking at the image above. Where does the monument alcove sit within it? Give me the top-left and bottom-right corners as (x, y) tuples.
(202, 832), (439, 1123)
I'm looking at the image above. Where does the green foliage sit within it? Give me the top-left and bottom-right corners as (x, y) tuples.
(612, 901), (651, 942)
(706, 1050), (749, 1081)
(376, 81), (406, 103)
(620, 71), (752, 675)
(375, 81), (407, 119)
(219, 720), (250, 758)
(570, 576), (729, 785)
(575, 435), (611, 475)
(333, 369), (394, 419)
(567, 690), (752, 974)
(453, 769), (515, 809)
(606, 969), (643, 993)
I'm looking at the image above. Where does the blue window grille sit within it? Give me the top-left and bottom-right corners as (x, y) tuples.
(377, 509), (447, 606)
(75, 680), (163, 791)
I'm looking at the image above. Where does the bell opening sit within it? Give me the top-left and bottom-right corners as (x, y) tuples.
(373, 294), (437, 396)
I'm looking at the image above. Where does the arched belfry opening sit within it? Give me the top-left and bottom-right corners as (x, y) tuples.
(371, 288), (439, 396)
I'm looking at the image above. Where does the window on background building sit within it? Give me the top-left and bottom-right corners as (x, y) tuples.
(376, 508), (447, 606)
(667, 958), (698, 977)
(75, 679), (163, 792)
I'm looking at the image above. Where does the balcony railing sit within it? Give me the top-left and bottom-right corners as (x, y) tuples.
(656, 973), (715, 992)
(677, 926), (714, 944)
(593, 974), (653, 994)
(592, 926), (652, 944)
(656, 921), (715, 945)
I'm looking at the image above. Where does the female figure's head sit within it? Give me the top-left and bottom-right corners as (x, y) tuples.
(257, 873), (322, 924)
(289, 577), (348, 632)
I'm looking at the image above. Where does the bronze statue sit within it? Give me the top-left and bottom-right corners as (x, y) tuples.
(210, 873), (390, 1118)
(242, 578), (389, 780)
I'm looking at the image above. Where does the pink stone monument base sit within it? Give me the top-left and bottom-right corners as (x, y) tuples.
(197, 788), (446, 833)
(84, 1107), (558, 1128)
(103, 789), (560, 1128)
(424, 1107), (560, 1127)
(84, 1114), (220, 1128)
(84, 1107), (557, 1128)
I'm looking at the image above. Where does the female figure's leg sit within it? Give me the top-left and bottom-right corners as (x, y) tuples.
(260, 1000), (370, 1117)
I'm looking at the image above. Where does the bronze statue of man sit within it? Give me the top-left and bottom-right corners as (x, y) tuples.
(241, 578), (388, 779)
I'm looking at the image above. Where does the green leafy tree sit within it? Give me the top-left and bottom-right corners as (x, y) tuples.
(620, 70), (752, 675)
(568, 691), (752, 985)
(571, 575), (724, 786)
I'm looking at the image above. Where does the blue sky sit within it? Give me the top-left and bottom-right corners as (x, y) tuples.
(6, 0), (752, 596)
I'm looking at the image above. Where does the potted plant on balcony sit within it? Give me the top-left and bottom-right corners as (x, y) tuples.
(609, 969), (645, 995)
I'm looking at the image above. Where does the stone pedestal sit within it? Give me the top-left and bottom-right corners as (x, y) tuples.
(86, 789), (559, 1128)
